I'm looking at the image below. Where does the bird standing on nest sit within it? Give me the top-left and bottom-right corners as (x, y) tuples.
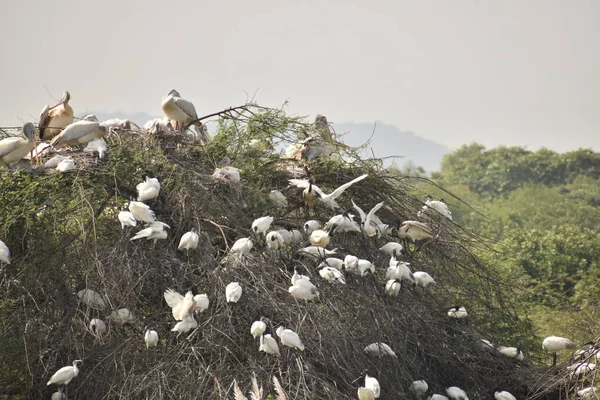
(160, 89), (207, 142)
(0, 122), (37, 168)
(50, 120), (109, 148)
(38, 90), (73, 141)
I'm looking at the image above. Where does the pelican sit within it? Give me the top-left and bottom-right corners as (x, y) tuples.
(47, 360), (82, 389)
(194, 294), (209, 313)
(259, 334), (280, 356)
(414, 271), (435, 287)
(379, 242), (403, 256)
(303, 220), (322, 235)
(39, 90), (73, 141)
(83, 138), (107, 159)
(364, 375), (380, 398)
(409, 380), (429, 397)
(109, 308), (135, 324)
(130, 221), (170, 243)
(77, 289), (106, 310)
(289, 174), (368, 209)
(0, 122), (36, 168)
(364, 342), (397, 358)
(56, 158), (75, 172)
(309, 229), (330, 247)
(0, 239), (10, 264)
(161, 89), (207, 141)
(542, 336), (577, 366)
(352, 200), (384, 237)
(358, 387), (376, 400)
(497, 346), (524, 361)
(252, 216), (274, 235)
(385, 279), (401, 296)
(163, 289), (196, 321)
(251, 318), (267, 339)
(494, 391), (516, 400)
(276, 326), (305, 350)
(445, 386), (469, 400)
(172, 314), (198, 336)
(269, 190), (287, 207)
(137, 175), (161, 202)
(400, 221), (433, 242)
(178, 230), (199, 251)
(226, 282), (242, 303)
(89, 318), (107, 338)
(144, 329), (159, 348)
(319, 266), (346, 284)
(50, 120), (109, 148)
(118, 211), (137, 229)
(448, 305), (468, 319)
(266, 231), (284, 250)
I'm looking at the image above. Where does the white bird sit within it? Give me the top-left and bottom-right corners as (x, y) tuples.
(343, 254), (359, 273)
(358, 387), (376, 400)
(577, 387), (599, 399)
(364, 375), (380, 398)
(303, 220), (322, 235)
(0, 122), (37, 168)
(44, 155), (67, 169)
(226, 282), (243, 303)
(130, 221), (170, 243)
(409, 380), (429, 397)
(291, 271), (317, 291)
(161, 89), (206, 140)
(259, 334), (280, 356)
(352, 200), (385, 237)
(269, 190), (288, 207)
(77, 289), (106, 310)
(100, 118), (133, 130)
(0, 239), (10, 264)
(448, 306), (468, 319)
(297, 246), (338, 260)
(429, 395), (449, 400)
(494, 391), (516, 400)
(542, 336), (577, 366)
(497, 346), (524, 361)
(481, 339), (494, 348)
(252, 216), (274, 235)
(51, 389), (66, 400)
(319, 266), (346, 284)
(118, 211), (137, 229)
(137, 175), (161, 202)
(325, 213), (361, 233)
(446, 386), (469, 400)
(56, 158), (75, 172)
(379, 242), (403, 256)
(289, 174), (368, 209)
(212, 166), (241, 182)
(414, 271), (436, 287)
(145, 329), (159, 348)
(89, 318), (107, 338)
(386, 261), (415, 284)
(385, 279), (401, 297)
(288, 285), (319, 300)
(418, 199), (452, 221)
(109, 308), (135, 324)
(164, 289), (196, 321)
(231, 238), (253, 255)
(51, 120), (109, 148)
(47, 360), (82, 387)
(266, 231), (284, 250)
(319, 257), (344, 271)
(194, 294), (209, 313)
(276, 326), (305, 350)
(568, 362), (596, 376)
(400, 221), (433, 242)
(39, 90), (73, 141)
(171, 314), (198, 335)
(83, 138), (107, 159)
(24, 142), (50, 161)
(355, 259), (375, 276)
(364, 342), (397, 358)
(128, 201), (156, 223)
(178, 230), (199, 251)
(251, 319), (267, 339)
(144, 117), (174, 134)
(309, 229), (330, 247)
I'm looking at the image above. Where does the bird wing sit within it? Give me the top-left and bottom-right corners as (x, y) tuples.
(163, 289), (184, 313)
(38, 105), (51, 139)
(0, 137), (25, 158)
(328, 174), (368, 200)
(365, 202), (384, 224)
(351, 199), (366, 222)
(51, 121), (99, 147)
(173, 97), (198, 120)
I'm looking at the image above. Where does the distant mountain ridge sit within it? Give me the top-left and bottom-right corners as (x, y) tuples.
(83, 112), (449, 172)
(332, 122), (450, 172)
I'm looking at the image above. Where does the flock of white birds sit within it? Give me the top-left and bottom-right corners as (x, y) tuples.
(0, 91), (597, 399)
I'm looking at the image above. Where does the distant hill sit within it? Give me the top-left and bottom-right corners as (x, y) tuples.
(332, 122), (450, 172)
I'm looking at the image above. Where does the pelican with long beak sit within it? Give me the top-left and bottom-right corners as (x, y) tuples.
(0, 122), (37, 168)
(50, 121), (110, 148)
(160, 89), (207, 142)
(38, 90), (74, 141)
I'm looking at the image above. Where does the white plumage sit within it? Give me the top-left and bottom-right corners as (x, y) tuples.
(0, 239), (10, 264)
(497, 346), (524, 361)
(364, 342), (397, 358)
(137, 176), (161, 202)
(251, 319), (267, 338)
(291, 271), (317, 291)
(297, 246), (337, 260)
(447, 306), (468, 319)
(51, 120), (109, 148)
(226, 282), (243, 303)
(51, 389), (66, 400)
(542, 336), (577, 366)
(178, 230), (199, 250)
(364, 375), (380, 398)
(77, 289), (106, 310)
(409, 380), (429, 397)
(568, 362), (596, 376)
(145, 329), (159, 348)
(130, 221), (170, 243)
(319, 257), (344, 271)
(445, 386), (469, 400)
(194, 294), (209, 313)
(231, 238), (253, 254)
(89, 318), (107, 337)
(399, 221), (433, 242)
(385, 279), (401, 297)
(418, 199), (452, 221)
(309, 229), (330, 247)
(414, 271), (436, 287)
(213, 166), (240, 182)
(577, 387), (599, 399)
(379, 242), (403, 256)
(289, 174), (368, 209)
(161, 89), (203, 135)
(269, 190), (288, 207)
(352, 200), (385, 237)
(303, 220), (322, 235)
(118, 211), (137, 229)
(0, 122), (36, 166)
(47, 360), (82, 386)
(343, 254), (359, 272)
(386, 261), (415, 284)
(252, 216), (274, 235)
(319, 266), (346, 284)
(171, 314), (198, 335)
(128, 201), (156, 223)
(259, 334), (280, 356)
(288, 285), (319, 300)
(266, 231), (284, 250)
(109, 308), (135, 324)
(164, 289), (196, 320)
(83, 138), (107, 159)
(276, 326), (305, 350)
(429, 395), (449, 400)
(56, 158), (75, 172)
(324, 213), (361, 233)
(358, 387), (376, 400)
(494, 391), (517, 400)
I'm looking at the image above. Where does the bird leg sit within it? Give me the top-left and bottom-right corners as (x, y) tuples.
(553, 352), (557, 366)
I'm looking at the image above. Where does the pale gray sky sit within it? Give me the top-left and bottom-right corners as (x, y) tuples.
(2, 0), (598, 151)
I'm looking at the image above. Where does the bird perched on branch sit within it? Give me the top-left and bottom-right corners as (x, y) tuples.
(289, 174), (368, 210)
(47, 360), (82, 391)
(0, 122), (37, 168)
(38, 90), (74, 141)
(161, 89), (207, 142)
(50, 120), (110, 148)
(542, 336), (577, 366)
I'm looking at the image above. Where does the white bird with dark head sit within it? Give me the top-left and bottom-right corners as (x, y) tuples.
(418, 198), (452, 221)
(276, 326), (305, 350)
(352, 200), (385, 237)
(409, 380), (429, 397)
(379, 242), (403, 256)
(319, 257), (344, 271)
(128, 201), (156, 223)
(0, 239), (10, 264)
(130, 221), (170, 243)
(303, 220), (321, 235)
(178, 229), (199, 251)
(251, 318), (267, 339)
(542, 336), (577, 366)
(145, 329), (159, 348)
(448, 305), (468, 319)
(445, 386), (469, 400)
(252, 216), (274, 235)
(319, 266), (346, 284)
(497, 346), (524, 361)
(0, 122), (37, 168)
(289, 174), (368, 209)
(137, 175), (161, 202)
(89, 318), (107, 338)
(259, 334), (280, 356)
(385, 279), (401, 296)
(226, 282), (243, 303)
(297, 246), (337, 260)
(164, 289), (196, 321)
(364, 374), (380, 398)
(230, 237), (253, 255)
(288, 285), (319, 300)
(266, 231), (284, 250)
(47, 360), (82, 387)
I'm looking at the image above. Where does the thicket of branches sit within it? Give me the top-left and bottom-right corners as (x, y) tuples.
(0, 105), (589, 399)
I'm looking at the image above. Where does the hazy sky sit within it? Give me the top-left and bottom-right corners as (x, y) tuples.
(2, 0), (598, 151)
